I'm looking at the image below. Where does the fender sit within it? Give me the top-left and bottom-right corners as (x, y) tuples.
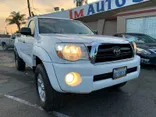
(14, 45), (22, 59)
(33, 46), (52, 63)
(33, 46), (63, 92)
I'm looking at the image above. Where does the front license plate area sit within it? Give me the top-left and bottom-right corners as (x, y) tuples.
(113, 67), (127, 80)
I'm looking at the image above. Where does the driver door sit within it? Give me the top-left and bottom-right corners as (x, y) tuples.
(21, 20), (35, 67)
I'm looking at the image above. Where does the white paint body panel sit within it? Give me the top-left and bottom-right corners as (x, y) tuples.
(53, 55), (140, 93)
(15, 17), (141, 93)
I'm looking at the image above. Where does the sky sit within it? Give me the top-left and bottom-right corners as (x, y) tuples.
(0, 0), (98, 34)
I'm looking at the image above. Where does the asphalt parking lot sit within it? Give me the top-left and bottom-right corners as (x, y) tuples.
(0, 48), (156, 117)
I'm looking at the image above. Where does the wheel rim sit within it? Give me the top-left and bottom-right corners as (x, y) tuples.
(37, 74), (46, 102)
(2, 44), (6, 50)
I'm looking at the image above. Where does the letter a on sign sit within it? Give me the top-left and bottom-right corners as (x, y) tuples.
(87, 4), (95, 15)
(96, 1), (105, 12)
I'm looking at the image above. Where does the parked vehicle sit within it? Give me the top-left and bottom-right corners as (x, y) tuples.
(14, 17), (140, 111)
(0, 35), (15, 50)
(114, 33), (156, 65)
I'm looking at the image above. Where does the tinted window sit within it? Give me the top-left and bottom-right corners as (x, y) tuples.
(38, 18), (94, 35)
(124, 35), (136, 42)
(125, 34), (156, 43)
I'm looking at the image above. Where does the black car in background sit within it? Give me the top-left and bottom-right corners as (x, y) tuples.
(114, 33), (156, 65)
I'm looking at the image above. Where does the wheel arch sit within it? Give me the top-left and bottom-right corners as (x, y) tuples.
(33, 46), (63, 93)
(2, 42), (6, 45)
(14, 45), (23, 59)
(33, 46), (52, 67)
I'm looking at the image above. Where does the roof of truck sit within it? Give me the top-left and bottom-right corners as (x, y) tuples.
(29, 16), (72, 21)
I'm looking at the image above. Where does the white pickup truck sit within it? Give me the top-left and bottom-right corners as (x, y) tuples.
(14, 16), (140, 111)
(0, 35), (15, 50)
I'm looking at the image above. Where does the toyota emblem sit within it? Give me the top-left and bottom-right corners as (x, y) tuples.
(113, 47), (121, 56)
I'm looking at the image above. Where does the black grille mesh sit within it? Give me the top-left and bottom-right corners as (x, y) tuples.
(88, 44), (134, 63)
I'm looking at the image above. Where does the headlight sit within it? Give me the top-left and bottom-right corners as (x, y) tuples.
(137, 48), (151, 55)
(132, 42), (137, 54)
(56, 43), (89, 61)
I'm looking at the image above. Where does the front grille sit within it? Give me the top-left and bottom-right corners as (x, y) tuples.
(89, 44), (134, 63)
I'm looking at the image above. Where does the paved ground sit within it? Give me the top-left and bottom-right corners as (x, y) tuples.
(0, 48), (156, 117)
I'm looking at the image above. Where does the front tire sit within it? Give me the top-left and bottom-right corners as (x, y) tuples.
(15, 52), (25, 71)
(35, 64), (63, 111)
(2, 43), (8, 50)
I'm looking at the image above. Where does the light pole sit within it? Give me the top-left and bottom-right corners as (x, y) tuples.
(27, 0), (31, 17)
(5, 26), (8, 35)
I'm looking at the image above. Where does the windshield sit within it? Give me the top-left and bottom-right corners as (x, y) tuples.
(38, 18), (94, 35)
(125, 34), (156, 43)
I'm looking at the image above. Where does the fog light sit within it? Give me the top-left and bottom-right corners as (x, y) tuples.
(65, 73), (74, 83)
(65, 72), (82, 87)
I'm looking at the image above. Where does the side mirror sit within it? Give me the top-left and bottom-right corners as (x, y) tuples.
(93, 30), (98, 35)
(20, 27), (31, 36)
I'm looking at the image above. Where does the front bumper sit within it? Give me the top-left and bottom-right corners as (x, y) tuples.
(53, 56), (140, 93)
(51, 55), (141, 93)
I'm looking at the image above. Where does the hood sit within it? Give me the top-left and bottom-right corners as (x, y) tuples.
(40, 34), (129, 44)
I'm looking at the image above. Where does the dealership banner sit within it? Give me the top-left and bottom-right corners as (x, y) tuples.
(45, 0), (149, 19)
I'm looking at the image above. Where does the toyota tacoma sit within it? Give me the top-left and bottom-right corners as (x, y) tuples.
(14, 16), (140, 111)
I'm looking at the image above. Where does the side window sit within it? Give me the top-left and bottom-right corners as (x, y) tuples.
(125, 35), (130, 38)
(28, 20), (35, 36)
(124, 35), (137, 42)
